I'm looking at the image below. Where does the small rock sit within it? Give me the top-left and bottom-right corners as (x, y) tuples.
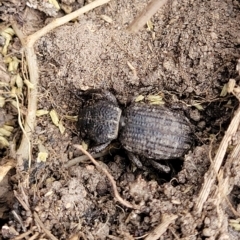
(202, 228), (215, 237)
(189, 108), (201, 121)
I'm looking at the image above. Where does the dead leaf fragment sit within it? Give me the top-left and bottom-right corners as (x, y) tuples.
(15, 74), (23, 89)
(49, 109), (65, 134)
(37, 143), (49, 162)
(8, 57), (20, 73)
(220, 84), (228, 97)
(0, 125), (13, 137)
(227, 79), (236, 93)
(3, 125), (14, 132)
(0, 136), (9, 147)
(147, 20), (154, 31)
(81, 141), (88, 150)
(64, 115), (78, 121)
(58, 121), (65, 134)
(36, 109), (49, 117)
(37, 152), (48, 162)
(0, 127), (12, 137)
(221, 79), (236, 97)
(3, 28), (15, 36)
(193, 103), (204, 111)
(135, 95), (145, 102)
(229, 219), (240, 231)
(50, 109), (60, 127)
(100, 15), (113, 23)
(0, 96), (5, 107)
(146, 94), (165, 105)
(49, 0), (60, 10)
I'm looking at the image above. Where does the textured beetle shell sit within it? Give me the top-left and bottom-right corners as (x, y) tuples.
(78, 100), (122, 144)
(119, 103), (192, 159)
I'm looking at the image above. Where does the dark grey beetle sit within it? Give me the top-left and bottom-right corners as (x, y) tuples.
(77, 89), (193, 173)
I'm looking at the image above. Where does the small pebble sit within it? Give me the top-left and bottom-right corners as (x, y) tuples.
(202, 228), (215, 237)
(190, 109), (201, 121)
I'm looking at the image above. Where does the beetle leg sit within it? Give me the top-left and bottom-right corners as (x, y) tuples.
(89, 141), (111, 154)
(127, 152), (145, 169)
(149, 160), (171, 173)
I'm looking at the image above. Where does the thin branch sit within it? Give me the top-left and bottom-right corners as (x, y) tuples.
(64, 149), (109, 168)
(127, 0), (168, 33)
(13, 227), (37, 240)
(34, 212), (58, 240)
(28, 233), (40, 240)
(145, 214), (178, 240)
(11, 210), (26, 232)
(74, 145), (136, 209)
(14, 190), (31, 212)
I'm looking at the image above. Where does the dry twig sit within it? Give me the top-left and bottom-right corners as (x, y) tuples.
(13, 228), (37, 240)
(128, 0), (168, 33)
(34, 212), (58, 240)
(195, 99), (240, 214)
(28, 233), (40, 240)
(11, 210), (26, 232)
(145, 214), (178, 240)
(64, 149), (109, 168)
(74, 145), (136, 209)
(219, 141), (240, 217)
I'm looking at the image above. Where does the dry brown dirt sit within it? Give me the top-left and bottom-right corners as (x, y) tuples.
(1, 0), (240, 239)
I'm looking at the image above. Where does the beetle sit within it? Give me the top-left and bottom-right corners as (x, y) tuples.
(77, 89), (193, 173)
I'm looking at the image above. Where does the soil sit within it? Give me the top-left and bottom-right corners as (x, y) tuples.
(1, 0), (240, 239)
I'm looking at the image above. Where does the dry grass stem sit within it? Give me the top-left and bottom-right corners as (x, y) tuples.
(145, 214), (178, 240)
(128, 0), (168, 33)
(34, 212), (58, 240)
(28, 232), (40, 240)
(74, 145), (136, 209)
(14, 190), (30, 212)
(195, 105), (240, 214)
(64, 149), (109, 168)
(220, 142), (240, 217)
(13, 228), (36, 240)
(11, 210), (26, 232)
